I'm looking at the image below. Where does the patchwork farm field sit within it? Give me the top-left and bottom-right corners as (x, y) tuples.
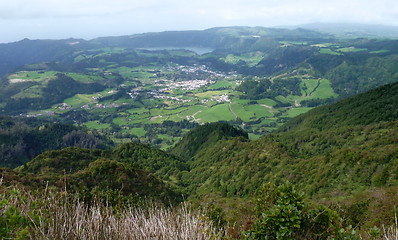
(3, 45), (345, 148)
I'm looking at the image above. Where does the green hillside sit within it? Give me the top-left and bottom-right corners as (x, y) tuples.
(280, 81), (398, 131)
(169, 83), (398, 231)
(14, 146), (183, 205)
(2, 81), (398, 238)
(170, 122), (248, 160)
(0, 116), (110, 169)
(2, 27), (398, 238)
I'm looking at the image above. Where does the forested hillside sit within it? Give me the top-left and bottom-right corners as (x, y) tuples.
(0, 116), (110, 168)
(2, 26), (398, 239)
(2, 81), (398, 238)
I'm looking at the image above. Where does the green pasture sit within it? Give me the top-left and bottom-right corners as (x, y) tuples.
(65, 73), (104, 83)
(85, 121), (111, 130)
(248, 133), (262, 140)
(11, 85), (42, 99)
(195, 104), (235, 122)
(64, 94), (95, 108)
(284, 107), (312, 118)
(150, 107), (186, 116)
(337, 47), (367, 53)
(195, 90), (230, 99)
(231, 103), (272, 122)
(9, 71), (57, 83)
(307, 79), (338, 99)
(222, 52), (264, 66)
(109, 66), (136, 79)
(301, 79), (320, 96)
(179, 105), (206, 117)
(127, 108), (150, 115)
(112, 117), (129, 125)
(257, 98), (277, 107)
(131, 127), (146, 137)
(370, 49), (389, 54)
(209, 81), (236, 90)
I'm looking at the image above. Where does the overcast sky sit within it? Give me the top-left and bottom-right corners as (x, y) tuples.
(1, 0), (398, 43)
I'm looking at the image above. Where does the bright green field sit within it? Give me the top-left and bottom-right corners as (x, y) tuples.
(12, 86), (42, 99)
(131, 128), (146, 137)
(195, 104), (235, 122)
(9, 71), (58, 82)
(231, 103), (272, 122)
(209, 81), (236, 90)
(65, 73), (104, 83)
(301, 79), (320, 96)
(337, 47), (367, 53)
(85, 121), (111, 130)
(112, 117), (129, 125)
(64, 94), (94, 107)
(257, 98), (277, 107)
(285, 107), (313, 118)
(195, 90), (230, 99)
(223, 52), (264, 67)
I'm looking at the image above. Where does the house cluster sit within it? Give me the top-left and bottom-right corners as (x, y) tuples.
(201, 94), (231, 104)
(58, 103), (71, 111)
(156, 79), (215, 91)
(80, 103), (119, 110)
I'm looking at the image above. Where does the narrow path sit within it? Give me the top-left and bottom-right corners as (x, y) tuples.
(261, 104), (273, 109)
(228, 102), (238, 119)
(228, 102), (246, 129)
(192, 110), (202, 123)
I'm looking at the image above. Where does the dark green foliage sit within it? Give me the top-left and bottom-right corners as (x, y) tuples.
(0, 116), (110, 169)
(236, 77), (302, 100)
(70, 158), (181, 204)
(113, 142), (188, 181)
(11, 146), (182, 205)
(170, 122), (248, 161)
(281, 82), (398, 131)
(243, 182), (360, 240)
(300, 97), (336, 107)
(244, 182), (305, 239)
(326, 55), (398, 97)
(180, 84), (398, 201)
(19, 147), (107, 175)
(253, 46), (317, 75)
(0, 188), (38, 239)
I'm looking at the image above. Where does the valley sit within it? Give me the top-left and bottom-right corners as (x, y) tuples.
(2, 43), (345, 148)
(1, 26), (398, 239)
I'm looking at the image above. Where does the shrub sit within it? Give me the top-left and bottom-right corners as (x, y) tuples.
(243, 182), (361, 240)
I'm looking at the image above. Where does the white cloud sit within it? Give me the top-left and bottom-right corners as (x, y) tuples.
(0, 0), (398, 42)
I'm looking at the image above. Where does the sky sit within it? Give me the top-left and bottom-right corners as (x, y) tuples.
(1, 0), (398, 43)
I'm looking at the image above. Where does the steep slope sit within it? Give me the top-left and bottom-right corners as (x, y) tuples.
(180, 82), (398, 199)
(280, 81), (398, 131)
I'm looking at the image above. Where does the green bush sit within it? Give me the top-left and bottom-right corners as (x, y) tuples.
(243, 182), (361, 240)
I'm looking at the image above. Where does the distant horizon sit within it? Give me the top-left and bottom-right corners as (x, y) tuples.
(1, 0), (398, 44)
(2, 22), (398, 44)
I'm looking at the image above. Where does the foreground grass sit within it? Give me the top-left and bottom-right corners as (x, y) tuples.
(0, 179), (221, 240)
